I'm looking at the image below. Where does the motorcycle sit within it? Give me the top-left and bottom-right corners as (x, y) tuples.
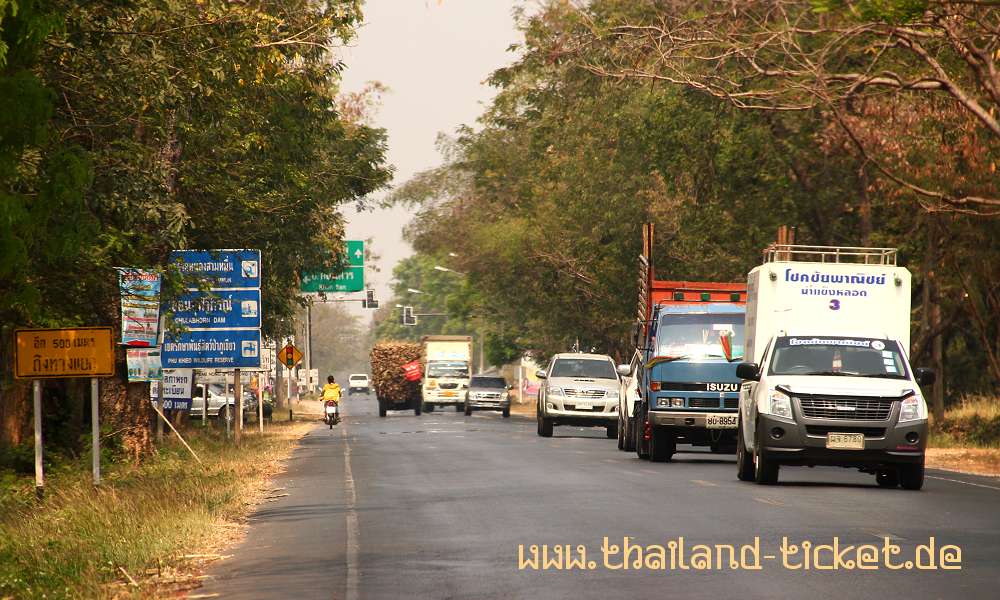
(324, 400), (340, 428)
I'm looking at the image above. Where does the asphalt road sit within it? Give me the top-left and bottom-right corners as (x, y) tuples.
(198, 398), (1000, 599)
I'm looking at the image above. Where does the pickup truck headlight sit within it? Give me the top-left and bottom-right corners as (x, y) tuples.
(547, 386), (564, 397)
(761, 389), (792, 419)
(899, 393), (927, 422)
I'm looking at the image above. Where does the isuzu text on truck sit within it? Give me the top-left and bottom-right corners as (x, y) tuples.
(628, 224), (747, 462)
(421, 335), (473, 412)
(735, 244), (935, 489)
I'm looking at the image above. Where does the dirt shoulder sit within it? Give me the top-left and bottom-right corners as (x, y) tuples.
(925, 448), (1000, 477)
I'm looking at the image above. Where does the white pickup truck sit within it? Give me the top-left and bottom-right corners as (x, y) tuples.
(736, 245), (934, 490)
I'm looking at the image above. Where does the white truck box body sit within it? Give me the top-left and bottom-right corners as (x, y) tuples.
(745, 261), (911, 364)
(425, 340), (473, 362)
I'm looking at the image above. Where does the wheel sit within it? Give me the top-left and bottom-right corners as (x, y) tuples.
(736, 421), (755, 481)
(455, 404), (463, 412)
(636, 407), (650, 459)
(624, 415), (637, 451)
(328, 419), (333, 430)
(423, 403), (435, 413)
(464, 403), (472, 416)
(649, 426), (675, 462)
(536, 406), (553, 437)
(502, 406), (510, 418)
(899, 459), (925, 490)
(753, 423), (779, 484)
(606, 421), (617, 439)
(378, 398), (387, 418)
(876, 469), (899, 488)
(617, 413), (625, 449)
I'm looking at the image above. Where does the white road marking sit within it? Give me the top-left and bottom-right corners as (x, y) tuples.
(753, 497), (784, 506)
(927, 475), (1000, 491)
(341, 424), (360, 600)
(691, 479), (719, 487)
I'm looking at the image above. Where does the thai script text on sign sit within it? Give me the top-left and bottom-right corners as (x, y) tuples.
(15, 328), (115, 379)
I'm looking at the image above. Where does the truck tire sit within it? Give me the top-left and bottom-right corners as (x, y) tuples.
(899, 459), (924, 491)
(636, 407), (650, 459)
(624, 415), (637, 452)
(455, 404), (463, 412)
(378, 397), (387, 418)
(649, 426), (675, 462)
(606, 421), (617, 439)
(464, 402), (472, 416)
(753, 424), (779, 484)
(876, 470), (899, 488)
(423, 403), (435, 413)
(736, 422), (755, 482)
(537, 407), (553, 437)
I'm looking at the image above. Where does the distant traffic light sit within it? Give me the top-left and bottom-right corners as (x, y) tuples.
(362, 289), (379, 309)
(401, 305), (417, 326)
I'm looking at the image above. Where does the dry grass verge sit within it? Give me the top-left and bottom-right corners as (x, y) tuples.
(0, 419), (313, 599)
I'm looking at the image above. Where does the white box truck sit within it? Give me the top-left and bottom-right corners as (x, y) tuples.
(735, 245), (936, 489)
(421, 335), (473, 412)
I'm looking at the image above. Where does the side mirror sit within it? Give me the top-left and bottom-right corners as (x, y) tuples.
(914, 367), (936, 387)
(535, 370), (547, 380)
(616, 364), (630, 377)
(507, 384), (514, 390)
(736, 362), (760, 381)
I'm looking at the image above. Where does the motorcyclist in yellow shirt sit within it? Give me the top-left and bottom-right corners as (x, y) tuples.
(322, 376), (342, 426)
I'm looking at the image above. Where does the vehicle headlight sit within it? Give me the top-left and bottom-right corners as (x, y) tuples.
(671, 398), (684, 407)
(655, 397), (671, 408)
(547, 386), (564, 396)
(761, 389), (792, 419)
(899, 393), (927, 422)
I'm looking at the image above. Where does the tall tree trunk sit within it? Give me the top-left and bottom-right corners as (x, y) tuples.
(100, 347), (154, 461)
(858, 168), (873, 247)
(923, 215), (945, 421)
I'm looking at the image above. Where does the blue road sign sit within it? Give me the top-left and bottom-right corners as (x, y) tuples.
(168, 289), (261, 329)
(162, 329), (262, 369)
(170, 249), (262, 289)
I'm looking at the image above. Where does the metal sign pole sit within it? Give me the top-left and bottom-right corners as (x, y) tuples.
(258, 383), (265, 433)
(33, 380), (43, 501)
(202, 375), (209, 426)
(91, 377), (100, 485)
(234, 368), (242, 446)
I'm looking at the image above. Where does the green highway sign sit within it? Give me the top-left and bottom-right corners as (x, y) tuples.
(301, 266), (364, 293)
(347, 240), (364, 267)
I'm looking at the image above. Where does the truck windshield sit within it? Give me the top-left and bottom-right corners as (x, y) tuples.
(550, 359), (617, 380)
(471, 376), (506, 388)
(769, 336), (909, 379)
(656, 313), (745, 359)
(427, 361), (469, 378)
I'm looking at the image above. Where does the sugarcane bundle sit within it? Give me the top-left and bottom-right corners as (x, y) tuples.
(369, 341), (422, 401)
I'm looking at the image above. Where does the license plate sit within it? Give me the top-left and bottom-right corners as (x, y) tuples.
(574, 405), (592, 411)
(826, 432), (865, 450)
(705, 414), (738, 429)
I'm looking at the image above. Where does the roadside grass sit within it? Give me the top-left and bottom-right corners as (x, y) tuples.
(0, 419), (313, 599)
(930, 395), (1000, 449)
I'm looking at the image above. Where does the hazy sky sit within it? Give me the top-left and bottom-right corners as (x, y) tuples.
(337, 1), (522, 319)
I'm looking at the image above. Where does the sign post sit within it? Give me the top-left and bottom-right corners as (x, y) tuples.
(15, 327), (115, 499)
(234, 368), (242, 446)
(33, 380), (42, 500)
(91, 378), (100, 485)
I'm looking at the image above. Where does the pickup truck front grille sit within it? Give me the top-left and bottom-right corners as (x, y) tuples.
(798, 397), (894, 421)
(438, 382), (459, 390)
(565, 388), (606, 399)
(806, 425), (887, 438)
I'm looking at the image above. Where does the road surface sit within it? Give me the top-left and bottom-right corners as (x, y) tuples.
(198, 399), (1000, 599)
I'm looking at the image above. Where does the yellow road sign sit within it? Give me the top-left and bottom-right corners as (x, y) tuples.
(279, 344), (303, 368)
(15, 328), (115, 379)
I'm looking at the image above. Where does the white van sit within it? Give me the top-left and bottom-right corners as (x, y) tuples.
(736, 245), (934, 489)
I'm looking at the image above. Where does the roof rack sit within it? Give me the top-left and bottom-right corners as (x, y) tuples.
(763, 244), (897, 265)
